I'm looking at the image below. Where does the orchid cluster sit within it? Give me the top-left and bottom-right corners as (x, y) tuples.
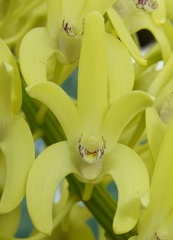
(1, 0), (173, 239)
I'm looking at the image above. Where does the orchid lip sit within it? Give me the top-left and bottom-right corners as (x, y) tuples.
(78, 135), (106, 164)
(62, 19), (85, 37)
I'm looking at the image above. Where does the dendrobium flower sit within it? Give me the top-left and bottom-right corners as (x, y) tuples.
(26, 12), (154, 235)
(107, 0), (171, 64)
(0, 38), (34, 213)
(19, 0), (117, 86)
(129, 118), (173, 240)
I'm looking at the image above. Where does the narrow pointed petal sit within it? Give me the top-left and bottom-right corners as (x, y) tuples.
(127, 12), (171, 63)
(106, 33), (134, 104)
(107, 7), (146, 65)
(46, 0), (63, 39)
(145, 107), (166, 162)
(101, 91), (154, 152)
(27, 82), (82, 145)
(20, 28), (68, 86)
(77, 12), (108, 134)
(26, 141), (80, 234)
(0, 62), (13, 124)
(0, 116), (34, 212)
(101, 143), (149, 233)
(0, 38), (21, 113)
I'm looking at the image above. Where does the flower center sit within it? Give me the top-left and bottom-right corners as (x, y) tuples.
(132, 0), (158, 11)
(78, 135), (106, 164)
(58, 19), (84, 63)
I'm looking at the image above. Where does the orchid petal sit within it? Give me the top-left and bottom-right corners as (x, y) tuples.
(149, 53), (173, 97)
(101, 91), (154, 152)
(165, 0), (173, 20)
(149, 118), (173, 219)
(0, 206), (20, 236)
(138, 118), (173, 236)
(106, 33), (134, 104)
(46, 0), (63, 40)
(128, 237), (138, 240)
(0, 62), (13, 124)
(26, 141), (80, 234)
(145, 107), (166, 162)
(107, 7), (146, 65)
(19, 28), (69, 86)
(77, 12), (108, 134)
(0, 116), (34, 213)
(101, 143), (149, 233)
(152, 0), (166, 24)
(126, 12), (171, 62)
(26, 82), (82, 145)
(77, 0), (118, 19)
(0, 38), (21, 113)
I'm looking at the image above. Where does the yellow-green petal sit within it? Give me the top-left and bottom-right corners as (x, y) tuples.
(138, 118), (173, 237)
(0, 38), (21, 113)
(26, 141), (80, 234)
(19, 28), (69, 86)
(26, 82), (82, 146)
(101, 91), (154, 152)
(0, 116), (34, 213)
(149, 52), (173, 97)
(77, 12), (108, 134)
(106, 33), (134, 104)
(0, 62), (13, 124)
(145, 107), (166, 162)
(46, 0), (63, 40)
(152, 0), (166, 24)
(126, 12), (171, 63)
(0, 206), (20, 236)
(107, 7), (146, 65)
(101, 143), (149, 233)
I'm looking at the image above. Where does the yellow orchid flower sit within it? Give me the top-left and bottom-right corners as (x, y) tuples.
(129, 117), (173, 240)
(19, 0), (117, 86)
(25, 11), (154, 235)
(108, 0), (171, 64)
(0, 38), (34, 213)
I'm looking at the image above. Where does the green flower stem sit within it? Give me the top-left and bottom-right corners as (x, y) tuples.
(22, 82), (135, 240)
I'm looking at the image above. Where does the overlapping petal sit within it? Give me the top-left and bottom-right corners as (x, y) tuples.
(26, 141), (80, 234)
(0, 116), (34, 213)
(101, 91), (155, 152)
